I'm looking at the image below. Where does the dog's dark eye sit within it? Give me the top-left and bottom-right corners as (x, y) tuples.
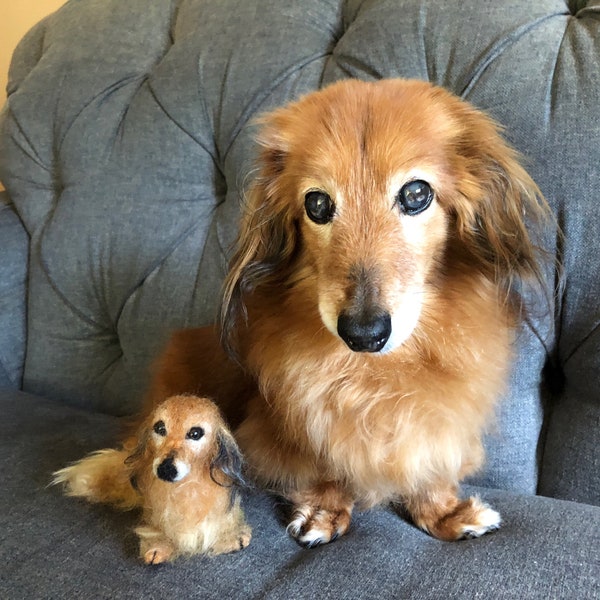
(397, 180), (434, 215)
(186, 427), (205, 441)
(305, 191), (335, 224)
(153, 420), (166, 436)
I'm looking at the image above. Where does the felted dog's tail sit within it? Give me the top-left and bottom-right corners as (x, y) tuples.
(52, 448), (141, 510)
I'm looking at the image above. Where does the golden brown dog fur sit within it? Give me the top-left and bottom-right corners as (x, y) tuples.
(216, 79), (548, 543)
(54, 395), (251, 563)
(58, 79), (550, 546)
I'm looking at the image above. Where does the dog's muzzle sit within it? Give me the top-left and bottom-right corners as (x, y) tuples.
(156, 456), (180, 482)
(337, 311), (392, 353)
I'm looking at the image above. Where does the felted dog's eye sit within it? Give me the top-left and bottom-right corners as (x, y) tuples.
(397, 180), (434, 215)
(186, 426), (205, 441)
(153, 420), (167, 436)
(305, 191), (335, 224)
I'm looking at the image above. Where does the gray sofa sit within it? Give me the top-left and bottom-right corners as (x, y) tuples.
(1, 1), (598, 598)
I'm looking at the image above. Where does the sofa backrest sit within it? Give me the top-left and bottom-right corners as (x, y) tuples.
(1, 0), (598, 503)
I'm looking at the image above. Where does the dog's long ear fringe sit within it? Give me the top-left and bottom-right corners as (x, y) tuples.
(449, 104), (557, 316)
(220, 123), (298, 357)
(124, 428), (149, 475)
(210, 430), (249, 506)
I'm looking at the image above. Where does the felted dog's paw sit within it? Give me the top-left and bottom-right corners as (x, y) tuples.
(238, 527), (252, 549)
(287, 505), (352, 548)
(137, 526), (176, 564)
(212, 526), (252, 555)
(143, 545), (174, 565)
(208, 518), (252, 555)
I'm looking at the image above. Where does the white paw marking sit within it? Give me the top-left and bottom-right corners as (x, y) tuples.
(461, 498), (502, 538)
(286, 510), (309, 539)
(297, 526), (331, 547)
(287, 508), (345, 547)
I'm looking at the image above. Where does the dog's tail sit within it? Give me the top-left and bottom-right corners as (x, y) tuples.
(52, 448), (141, 510)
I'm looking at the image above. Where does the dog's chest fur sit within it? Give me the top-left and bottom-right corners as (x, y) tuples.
(242, 275), (511, 503)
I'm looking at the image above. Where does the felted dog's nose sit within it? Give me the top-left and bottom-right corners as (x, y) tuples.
(156, 457), (178, 482)
(337, 312), (391, 353)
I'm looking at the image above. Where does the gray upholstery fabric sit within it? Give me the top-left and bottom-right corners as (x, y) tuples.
(0, 389), (598, 600)
(0, 192), (27, 388)
(538, 326), (600, 505)
(0, 0), (599, 597)
(2, 0), (597, 498)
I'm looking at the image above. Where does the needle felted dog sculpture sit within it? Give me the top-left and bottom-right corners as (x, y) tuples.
(56, 78), (551, 548)
(54, 395), (251, 563)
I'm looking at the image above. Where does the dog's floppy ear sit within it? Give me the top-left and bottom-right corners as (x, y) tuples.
(123, 424), (151, 483)
(209, 428), (247, 492)
(447, 103), (551, 304)
(220, 109), (299, 356)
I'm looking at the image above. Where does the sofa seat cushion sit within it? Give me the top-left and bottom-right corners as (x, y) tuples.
(1, 389), (598, 599)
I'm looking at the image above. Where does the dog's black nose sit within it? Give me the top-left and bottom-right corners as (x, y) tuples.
(337, 312), (392, 353)
(156, 457), (178, 482)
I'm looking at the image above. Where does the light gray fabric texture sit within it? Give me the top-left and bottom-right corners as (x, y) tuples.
(0, 0), (599, 597)
(0, 191), (27, 388)
(0, 388), (598, 600)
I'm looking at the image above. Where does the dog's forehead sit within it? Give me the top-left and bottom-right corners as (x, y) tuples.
(282, 81), (458, 186)
(152, 396), (219, 430)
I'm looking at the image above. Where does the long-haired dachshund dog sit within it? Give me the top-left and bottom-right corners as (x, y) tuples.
(58, 79), (550, 547)
(54, 395), (251, 563)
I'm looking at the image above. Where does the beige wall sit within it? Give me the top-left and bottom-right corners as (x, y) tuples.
(1, 1), (67, 100)
(1, 1), (66, 189)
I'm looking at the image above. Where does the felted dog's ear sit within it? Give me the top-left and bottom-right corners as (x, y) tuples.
(209, 429), (246, 491)
(123, 427), (150, 481)
(220, 110), (299, 356)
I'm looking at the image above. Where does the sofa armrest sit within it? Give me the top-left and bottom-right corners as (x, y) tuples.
(0, 190), (27, 388)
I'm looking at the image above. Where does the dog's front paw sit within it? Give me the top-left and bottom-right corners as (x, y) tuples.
(140, 538), (175, 565)
(456, 497), (502, 539)
(287, 505), (352, 548)
(211, 524), (252, 555)
(238, 526), (252, 549)
(409, 493), (501, 542)
(143, 545), (174, 565)
(136, 526), (176, 565)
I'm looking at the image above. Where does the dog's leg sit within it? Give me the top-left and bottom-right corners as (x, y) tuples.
(136, 525), (176, 565)
(210, 523), (252, 555)
(237, 404), (353, 547)
(205, 497), (252, 555)
(286, 482), (354, 548)
(402, 486), (501, 541)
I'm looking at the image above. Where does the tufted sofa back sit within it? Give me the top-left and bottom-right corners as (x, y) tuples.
(1, 0), (599, 502)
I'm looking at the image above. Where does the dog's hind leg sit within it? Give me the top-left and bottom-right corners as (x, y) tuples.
(286, 482), (354, 548)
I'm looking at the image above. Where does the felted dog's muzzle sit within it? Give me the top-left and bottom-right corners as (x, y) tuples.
(156, 456), (179, 482)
